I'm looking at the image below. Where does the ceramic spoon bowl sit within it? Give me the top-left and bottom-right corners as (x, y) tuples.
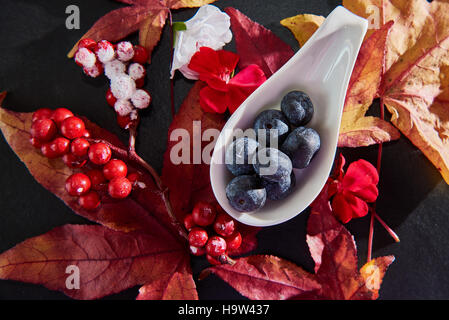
(210, 6), (368, 227)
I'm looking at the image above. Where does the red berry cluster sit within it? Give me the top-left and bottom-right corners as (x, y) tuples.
(74, 38), (151, 130)
(184, 202), (242, 265)
(30, 108), (138, 210)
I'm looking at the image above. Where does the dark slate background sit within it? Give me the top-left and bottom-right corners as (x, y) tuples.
(0, 0), (448, 300)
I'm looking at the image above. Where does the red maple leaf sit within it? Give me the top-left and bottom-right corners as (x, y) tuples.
(200, 183), (394, 300)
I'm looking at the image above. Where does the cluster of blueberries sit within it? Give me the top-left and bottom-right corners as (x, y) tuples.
(225, 91), (321, 212)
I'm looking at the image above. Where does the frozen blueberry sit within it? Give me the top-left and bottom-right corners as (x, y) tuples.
(262, 171), (296, 201)
(226, 175), (267, 212)
(281, 127), (320, 169)
(253, 110), (290, 147)
(281, 91), (314, 126)
(252, 148), (292, 182)
(225, 137), (259, 176)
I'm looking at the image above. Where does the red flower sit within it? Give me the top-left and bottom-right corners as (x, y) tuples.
(329, 154), (379, 223)
(188, 47), (266, 114)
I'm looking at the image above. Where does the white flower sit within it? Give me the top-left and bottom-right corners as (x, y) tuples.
(170, 5), (232, 79)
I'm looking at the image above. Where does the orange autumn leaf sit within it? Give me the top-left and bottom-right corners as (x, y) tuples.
(280, 14), (325, 47)
(281, 14), (400, 147)
(339, 21), (400, 147)
(283, 0), (449, 183)
(344, 0), (449, 184)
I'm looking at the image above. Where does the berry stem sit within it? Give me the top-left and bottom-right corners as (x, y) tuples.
(169, 10), (175, 119)
(374, 211), (400, 243)
(87, 133), (188, 240)
(367, 97), (399, 262)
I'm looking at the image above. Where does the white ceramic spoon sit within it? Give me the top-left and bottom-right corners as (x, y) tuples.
(210, 6), (368, 227)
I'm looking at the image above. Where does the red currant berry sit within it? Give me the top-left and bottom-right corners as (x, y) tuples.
(40, 142), (59, 159)
(189, 245), (206, 257)
(49, 137), (70, 157)
(127, 172), (140, 185)
(106, 88), (117, 107)
(78, 38), (97, 51)
(206, 254), (222, 266)
(108, 177), (132, 199)
(135, 77), (145, 88)
(116, 114), (133, 129)
(206, 236), (227, 257)
(70, 138), (90, 157)
(82, 130), (91, 138)
(213, 213), (236, 237)
(184, 214), (195, 232)
(30, 119), (57, 142)
(225, 232), (242, 251)
(52, 108), (74, 127)
(88, 143), (112, 165)
(86, 169), (107, 190)
(62, 153), (87, 168)
(192, 201), (216, 227)
(188, 227), (209, 247)
(32, 108), (53, 122)
(132, 45), (149, 64)
(78, 191), (101, 210)
(103, 159), (128, 180)
(61, 116), (86, 139)
(30, 137), (43, 148)
(65, 173), (91, 196)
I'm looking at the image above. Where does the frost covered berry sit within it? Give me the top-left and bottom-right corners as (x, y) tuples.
(83, 61), (103, 78)
(128, 63), (146, 81)
(111, 75), (136, 100)
(114, 99), (133, 116)
(131, 89), (151, 109)
(75, 47), (96, 68)
(116, 41), (134, 62)
(95, 40), (115, 63)
(104, 59), (126, 80)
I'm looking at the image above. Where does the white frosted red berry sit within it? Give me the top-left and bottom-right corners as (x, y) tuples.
(114, 99), (133, 116)
(111, 75), (136, 100)
(131, 89), (151, 110)
(95, 40), (115, 63)
(75, 47), (96, 68)
(116, 41), (134, 62)
(104, 59), (126, 80)
(128, 63), (146, 81)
